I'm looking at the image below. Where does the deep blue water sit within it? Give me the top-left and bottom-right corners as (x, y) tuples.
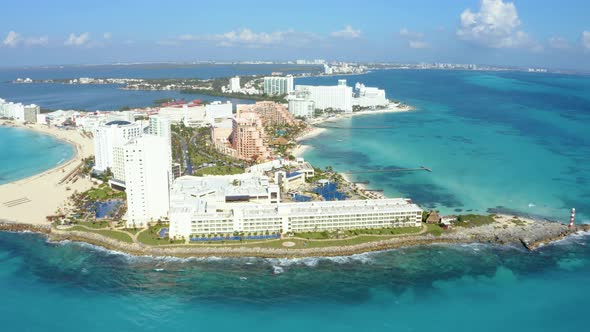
(0, 231), (589, 331)
(298, 70), (590, 223)
(2, 65), (590, 331)
(0, 64), (319, 110)
(0, 126), (74, 184)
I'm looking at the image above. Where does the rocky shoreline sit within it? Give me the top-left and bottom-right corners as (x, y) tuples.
(2, 219), (589, 258)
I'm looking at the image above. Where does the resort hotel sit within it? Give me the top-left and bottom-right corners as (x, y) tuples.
(168, 172), (422, 239)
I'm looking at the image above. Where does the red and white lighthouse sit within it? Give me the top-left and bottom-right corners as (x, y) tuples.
(569, 208), (576, 228)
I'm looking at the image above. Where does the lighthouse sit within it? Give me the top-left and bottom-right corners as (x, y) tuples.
(569, 208), (575, 228)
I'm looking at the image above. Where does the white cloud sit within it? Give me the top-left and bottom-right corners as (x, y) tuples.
(457, 0), (537, 49)
(408, 40), (430, 49)
(65, 32), (90, 46)
(103, 32), (112, 40)
(3, 31), (21, 47)
(548, 37), (571, 50)
(330, 25), (361, 39)
(25, 36), (49, 46)
(583, 31), (590, 50)
(399, 28), (423, 38)
(170, 28), (318, 48)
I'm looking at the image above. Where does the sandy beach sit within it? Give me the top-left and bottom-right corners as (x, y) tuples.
(0, 120), (95, 225)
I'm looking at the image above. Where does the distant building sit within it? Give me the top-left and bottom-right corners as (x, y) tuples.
(295, 79), (353, 113)
(23, 104), (40, 123)
(236, 101), (295, 127)
(288, 98), (315, 118)
(353, 83), (388, 108)
(124, 135), (172, 228)
(229, 76), (240, 92)
(263, 75), (294, 95)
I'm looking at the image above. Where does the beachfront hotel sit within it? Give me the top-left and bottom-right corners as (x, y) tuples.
(168, 174), (422, 238)
(0, 98), (40, 123)
(263, 75), (294, 95)
(230, 110), (272, 161)
(236, 101), (296, 127)
(294, 79), (353, 113)
(124, 135), (172, 228)
(93, 120), (143, 180)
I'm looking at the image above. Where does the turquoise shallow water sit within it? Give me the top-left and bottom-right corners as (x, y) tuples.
(2, 67), (590, 331)
(298, 70), (590, 222)
(0, 231), (589, 331)
(0, 127), (74, 184)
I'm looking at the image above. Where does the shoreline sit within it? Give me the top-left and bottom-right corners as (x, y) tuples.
(0, 120), (95, 225)
(1, 217), (588, 258)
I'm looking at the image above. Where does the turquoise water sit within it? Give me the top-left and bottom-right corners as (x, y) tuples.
(0, 127), (74, 184)
(298, 70), (590, 222)
(0, 231), (589, 331)
(2, 66), (590, 331)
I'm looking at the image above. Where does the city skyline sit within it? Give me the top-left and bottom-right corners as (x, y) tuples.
(1, 0), (590, 70)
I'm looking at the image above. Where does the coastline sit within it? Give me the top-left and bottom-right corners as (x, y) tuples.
(292, 103), (414, 158)
(0, 120), (95, 225)
(1, 217), (588, 259)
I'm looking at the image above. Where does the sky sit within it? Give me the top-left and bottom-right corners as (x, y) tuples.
(1, 0), (589, 70)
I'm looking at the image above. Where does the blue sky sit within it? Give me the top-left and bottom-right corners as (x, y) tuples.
(1, 0), (589, 70)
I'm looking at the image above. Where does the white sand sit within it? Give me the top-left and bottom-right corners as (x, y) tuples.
(0, 120), (95, 225)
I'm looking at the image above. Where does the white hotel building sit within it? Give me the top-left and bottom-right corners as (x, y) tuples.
(295, 79), (353, 113)
(168, 174), (422, 238)
(124, 135), (172, 228)
(263, 75), (294, 95)
(93, 120), (143, 182)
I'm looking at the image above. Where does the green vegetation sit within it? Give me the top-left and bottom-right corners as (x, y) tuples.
(295, 226), (422, 240)
(84, 184), (126, 200)
(154, 97), (175, 105)
(453, 214), (496, 228)
(194, 166), (244, 176)
(180, 88), (287, 103)
(68, 226), (133, 243)
(425, 223), (444, 236)
(137, 225), (184, 245)
(78, 221), (109, 229)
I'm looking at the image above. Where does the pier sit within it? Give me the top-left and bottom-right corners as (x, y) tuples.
(343, 166), (432, 174)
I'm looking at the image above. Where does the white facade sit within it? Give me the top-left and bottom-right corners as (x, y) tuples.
(159, 102), (233, 128)
(148, 115), (171, 141)
(93, 121), (143, 177)
(169, 182), (423, 238)
(353, 83), (388, 108)
(295, 79), (353, 113)
(263, 75), (294, 95)
(124, 135), (172, 227)
(288, 98), (315, 118)
(229, 76), (240, 92)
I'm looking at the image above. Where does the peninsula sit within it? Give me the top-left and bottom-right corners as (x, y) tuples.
(0, 78), (585, 259)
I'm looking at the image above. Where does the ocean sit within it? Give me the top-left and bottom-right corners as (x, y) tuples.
(1, 65), (589, 331)
(297, 69), (590, 223)
(0, 126), (74, 184)
(0, 231), (588, 331)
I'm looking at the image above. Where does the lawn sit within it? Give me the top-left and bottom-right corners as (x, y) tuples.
(67, 226), (133, 243)
(137, 226), (184, 245)
(77, 221), (109, 229)
(84, 185), (126, 200)
(425, 224), (444, 236)
(454, 214), (495, 228)
(295, 226), (422, 239)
